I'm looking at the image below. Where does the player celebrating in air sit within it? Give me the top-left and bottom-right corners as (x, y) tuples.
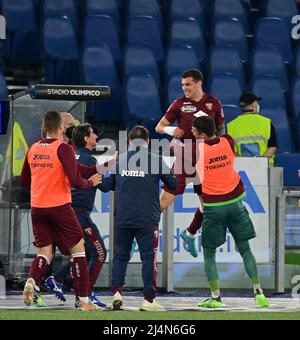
(155, 69), (225, 257)
(192, 116), (269, 308)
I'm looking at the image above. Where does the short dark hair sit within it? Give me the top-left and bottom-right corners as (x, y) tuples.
(43, 111), (62, 134)
(72, 123), (92, 147)
(128, 125), (149, 142)
(181, 69), (203, 82)
(192, 116), (216, 137)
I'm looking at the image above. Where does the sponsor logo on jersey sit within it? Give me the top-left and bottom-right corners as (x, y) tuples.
(121, 170), (145, 177)
(181, 105), (197, 113)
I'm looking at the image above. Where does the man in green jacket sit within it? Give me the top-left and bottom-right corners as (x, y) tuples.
(227, 92), (278, 165)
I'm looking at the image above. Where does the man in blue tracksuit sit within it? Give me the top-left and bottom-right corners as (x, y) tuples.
(110, 126), (178, 312)
(46, 124), (110, 308)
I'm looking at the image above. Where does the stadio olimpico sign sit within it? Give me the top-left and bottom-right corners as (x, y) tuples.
(29, 84), (111, 101)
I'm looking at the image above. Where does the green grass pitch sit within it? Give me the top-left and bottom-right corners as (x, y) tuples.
(1, 310), (300, 320)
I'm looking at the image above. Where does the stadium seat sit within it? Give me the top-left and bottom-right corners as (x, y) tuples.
(210, 45), (246, 90)
(266, 0), (298, 30)
(167, 74), (183, 106)
(251, 46), (289, 92)
(295, 114), (300, 150)
(127, 16), (165, 63)
(84, 15), (121, 63)
(2, 0), (37, 32)
(83, 46), (118, 88)
(86, 0), (120, 33)
(262, 107), (293, 153)
(43, 17), (79, 83)
(169, 0), (206, 35)
(255, 18), (293, 65)
(223, 105), (241, 125)
(214, 0), (248, 33)
(124, 44), (160, 86)
(2, 0), (41, 64)
(276, 153), (300, 186)
(128, 0), (164, 36)
(0, 71), (8, 100)
(214, 18), (248, 62)
(170, 19), (206, 63)
(209, 73), (242, 106)
(290, 77), (300, 119)
(83, 46), (121, 122)
(165, 45), (199, 78)
(251, 76), (286, 111)
(44, 17), (79, 60)
(125, 73), (162, 123)
(44, 0), (79, 34)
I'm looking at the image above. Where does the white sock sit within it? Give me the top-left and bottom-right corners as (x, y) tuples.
(211, 290), (221, 299)
(79, 297), (89, 303)
(186, 229), (196, 238)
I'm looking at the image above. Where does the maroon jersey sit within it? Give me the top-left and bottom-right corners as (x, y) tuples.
(165, 94), (224, 140)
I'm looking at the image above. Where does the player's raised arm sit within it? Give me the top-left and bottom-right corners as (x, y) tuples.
(155, 116), (184, 138)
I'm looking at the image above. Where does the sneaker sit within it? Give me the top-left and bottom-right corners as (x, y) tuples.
(23, 278), (35, 306)
(45, 276), (66, 302)
(112, 291), (123, 310)
(198, 297), (223, 308)
(77, 300), (102, 311)
(89, 291), (107, 308)
(139, 299), (165, 312)
(255, 291), (269, 308)
(180, 229), (198, 258)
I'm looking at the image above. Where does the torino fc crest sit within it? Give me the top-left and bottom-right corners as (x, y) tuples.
(205, 103), (213, 111)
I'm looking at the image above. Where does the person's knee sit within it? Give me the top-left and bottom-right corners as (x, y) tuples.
(36, 246), (53, 263)
(236, 241), (251, 257)
(70, 238), (85, 255)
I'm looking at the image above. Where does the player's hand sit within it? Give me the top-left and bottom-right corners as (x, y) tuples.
(89, 173), (102, 186)
(298, 198), (300, 207)
(173, 128), (185, 139)
(298, 170), (300, 178)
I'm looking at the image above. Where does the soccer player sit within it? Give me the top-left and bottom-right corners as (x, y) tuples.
(192, 116), (269, 308)
(21, 111), (102, 311)
(46, 124), (110, 308)
(110, 126), (178, 311)
(155, 69), (225, 257)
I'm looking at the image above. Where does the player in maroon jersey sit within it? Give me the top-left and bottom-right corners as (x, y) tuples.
(155, 69), (225, 257)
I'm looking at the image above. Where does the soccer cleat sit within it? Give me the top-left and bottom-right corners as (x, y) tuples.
(23, 278), (35, 306)
(45, 276), (66, 302)
(112, 291), (123, 310)
(33, 294), (46, 307)
(89, 292), (107, 308)
(255, 292), (269, 308)
(139, 299), (165, 312)
(77, 300), (102, 311)
(198, 297), (223, 308)
(180, 229), (198, 257)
